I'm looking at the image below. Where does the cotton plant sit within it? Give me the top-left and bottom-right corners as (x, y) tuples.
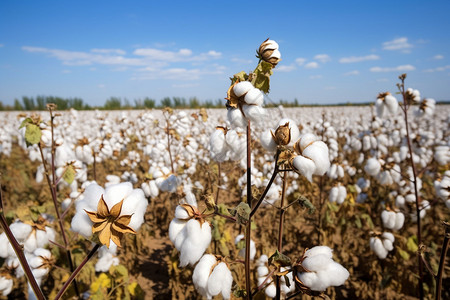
(209, 126), (246, 162)
(71, 181), (148, 248)
(370, 232), (395, 259)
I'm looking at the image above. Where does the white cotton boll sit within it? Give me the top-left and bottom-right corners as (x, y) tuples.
(257, 265), (269, 277)
(0, 276), (13, 296)
(270, 49), (281, 60)
(172, 220), (188, 251)
(327, 164), (337, 179)
(0, 234), (9, 258)
(370, 237), (388, 259)
(326, 261), (350, 287)
(302, 142), (330, 175)
(235, 234), (256, 260)
(192, 254), (217, 297)
(278, 118), (300, 144)
(362, 135), (371, 151)
(381, 210), (395, 229)
(258, 254), (269, 265)
(302, 254), (334, 272)
(396, 195), (405, 207)
(337, 186), (347, 204)
(70, 211), (93, 238)
(265, 284), (277, 298)
(10, 222), (33, 241)
(242, 104), (266, 123)
(227, 108), (247, 129)
(375, 99), (385, 118)
(159, 175), (178, 193)
(210, 129), (227, 162)
(174, 205), (190, 219)
(207, 262), (233, 300)
(298, 271), (321, 291)
(292, 155), (316, 182)
(337, 165), (345, 178)
(260, 129), (277, 152)
(329, 187), (339, 203)
(244, 88), (264, 106)
(394, 212), (405, 231)
(382, 232), (395, 243)
(263, 39), (279, 50)
(179, 220), (211, 267)
(364, 158), (381, 176)
(378, 170), (393, 186)
(103, 182), (133, 208)
(298, 133), (318, 152)
(80, 183), (105, 210)
(233, 81), (254, 97)
(383, 238), (394, 251)
(305, 246), (333, 259)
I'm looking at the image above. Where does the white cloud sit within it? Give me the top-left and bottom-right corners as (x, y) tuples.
(275, 65), (296, 72)
(433, 54), (444, 60)
(132, 64), (226, 81)
(423, 65), (450, 72)
(343, 70), (360, 76)
(133, 47), (221, 62)
(314, 54), (331, 63)
(339, 54), (380, 63)
(172, 83), (200, 88)
(295, 57), (306, 66)
(370, 65), (415, 72)
(91, 48), (126, 55)
(305, 62), (319, 69)
(310, 75), (322, 79)
(382, 37), (413, 52)
(231, 57), (253, 64)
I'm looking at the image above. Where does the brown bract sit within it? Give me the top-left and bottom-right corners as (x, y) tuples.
(272, 122), (291, 145)
(225, 81), (240, 109)
(85, 195), (136, 248)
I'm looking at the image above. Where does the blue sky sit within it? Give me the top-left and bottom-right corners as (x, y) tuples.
(1, 0), (449, 106)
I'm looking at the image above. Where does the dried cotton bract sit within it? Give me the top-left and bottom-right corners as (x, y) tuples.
(70, 182), (148, 248)
(260, 119), (300, 152)
(296, 246), (349, 291)
(192, 254), (233, 300)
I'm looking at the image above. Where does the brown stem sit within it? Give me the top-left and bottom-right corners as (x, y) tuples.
(251, 267), (277, 297)
(400, 77), (424, 300)
(0, 185), (45, 300)
(436, 221), (450, 300)
(54, 243), (100, 300)
(245, 119), (252, 300)
(215, 163), (221, 206)
(276, 171), (288, 300)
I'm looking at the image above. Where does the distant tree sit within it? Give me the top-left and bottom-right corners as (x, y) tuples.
(189, 97), (200, 108)
(36, 96), (46, 110)
(14, 99), (23, 110)
(143, 97), (155, 108)
(160, 97), (172, 107)
(172, 97), (186, 107)
(22, 96), (36, 110)
(134, 99), (144, 109)
(104, 97), (122, 110)
(68, 98), (85, 110)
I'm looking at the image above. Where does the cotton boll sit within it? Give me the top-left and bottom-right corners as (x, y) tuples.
(207, 262), (233, 299)
(381, 210), (396, 229)
(257, 265), (269, 277)
(193, 254), (217, 297)
(382, 232), (395, 243)
(326, 261), (350, 287)
(227, 108), (247, 129)
(305, 246), (334, 259)
(364, 158), (381, 177)
(233, 81), (254, 97)
(382, 238), (394, 251)
(242, 104), (266, 123)
(244, 88), (264, 106)
(370, 237), (388, 259)
(302, 142), (330, 175)
(292, 155), (316, 182)
(297, 133), (318, 152)
(260, 129), (277, 152)
(385, 95), (398, 114)
(329, 187), (339, 203)
(265, 284), (277, 298)
(394, 212), (405, 231)
(298, 271), (321, 291)
(235, 234), (256, 260)
(0, 276), (13, 296)
(302, 254), (334, 272)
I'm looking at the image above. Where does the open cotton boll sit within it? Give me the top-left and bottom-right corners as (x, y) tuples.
(381, 210), (396, 229)
(382, 232), (395, 243)
(297, 133), (318, 153)
(233, 81), (254, 97)
(227, 108), (247, 128)
(302, 254), (334, 272)
(385, 95), (398, 114)
(260, 129), (277, 152)
(169, 218), (187, 247)
(206, 262), (233, 300)
(326, 261), (350, 287)
(242, 104), (266, 123)
(304, 246), (334, 259)
(302, 142), (330, 175)
(235, 234), (256, 260)
(370, 237), (388, 259)
(329, 187), (339, 203)
(193, 254), (217, 297)
(257, 265), (269, 277)
(278, 118), (300, 144)
(382, 238), (394, 251)
(0, 276), (13, 296)
(364, 158), (381, 176)
(394, 212), (405, 230)
(244, 88), (264, 106)
(179, 220), (211, 267)
(292, 155), (316, 182)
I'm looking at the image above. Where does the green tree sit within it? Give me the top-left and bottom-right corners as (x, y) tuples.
(160, 97), (172, 107)
(104, 97), (122, 110)
(14, 99), (23, 110)
(143, 97), (155, 108)
(189, 97), (200, 108)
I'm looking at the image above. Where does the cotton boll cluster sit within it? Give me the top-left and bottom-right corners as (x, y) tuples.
(256, 255), (276, 298)
(370, 232), (395, 259)
(192, 254), (233, 300)
(226, 81), (267, 127)
(291, 133), (330, 182)
(28, 248), (53, 285)
(71, 181), (148, 247)
(329, 184), (347, 205)
(375, 92), (399, 118)
(381, 210), (405, 231)
(414, 98), (436, 117)
(150, 166), (179, 193)
(0, 275), (13, 296)
(209, 126), (246, 162)
(327, 163), (345, 180)
(235, 234), (256, 260)
(260, 119), (300, 151)
(406, 88), (421, 103)
(169, 204), (211, 267)
(95, 245), (120, 273)
(296, 246), (349, 291)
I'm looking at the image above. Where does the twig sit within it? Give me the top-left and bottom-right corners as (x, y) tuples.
(0, 183), (45, 300)
(436, 221), (450, 300)
(54, 243), (100, 300)
(245, 119), (252, 300)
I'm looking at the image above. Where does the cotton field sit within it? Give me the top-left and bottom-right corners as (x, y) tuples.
(0, 102), (448, 299)
(0, 38), (449, 300)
